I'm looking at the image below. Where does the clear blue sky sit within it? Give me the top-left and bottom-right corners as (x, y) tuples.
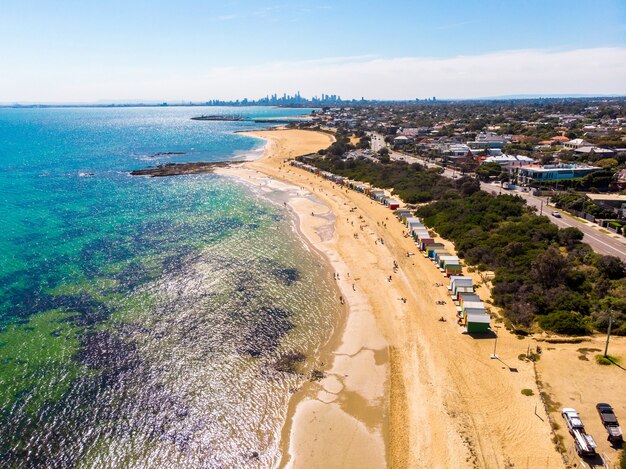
(1, 0), (625, 101)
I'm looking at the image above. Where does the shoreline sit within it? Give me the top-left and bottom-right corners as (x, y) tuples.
(216, 129), (389, 467)
(221, 129), (565, 468)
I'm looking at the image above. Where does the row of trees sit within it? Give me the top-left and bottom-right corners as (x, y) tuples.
(417, 191), (626, 335)
(311, 156), (481, 203)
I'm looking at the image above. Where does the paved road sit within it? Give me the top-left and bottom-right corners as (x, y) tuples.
(369, 133), (626, 260)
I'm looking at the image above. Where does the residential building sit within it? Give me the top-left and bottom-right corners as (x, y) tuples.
(573, 146), (615, 157)
(563, 138), (591, 150)
(515, 164), (602, 184)
(483, 154), (535, 169)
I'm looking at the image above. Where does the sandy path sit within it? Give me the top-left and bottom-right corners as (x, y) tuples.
(221, 129), (563, 468)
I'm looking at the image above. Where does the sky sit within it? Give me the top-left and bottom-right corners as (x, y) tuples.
(1, 0), (626, 102)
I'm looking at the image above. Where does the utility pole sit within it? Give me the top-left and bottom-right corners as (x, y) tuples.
(604, 310), (614, 358)
(540, 199), (543, 216)
(491, 325), (501, 359)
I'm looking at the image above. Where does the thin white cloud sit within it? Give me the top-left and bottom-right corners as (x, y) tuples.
(2, 48), (626, 103)
(212, 14), (238, 21)
(431, 20), (479, 30)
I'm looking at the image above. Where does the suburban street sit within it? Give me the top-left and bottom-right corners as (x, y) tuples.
(369, 133), (626, 260)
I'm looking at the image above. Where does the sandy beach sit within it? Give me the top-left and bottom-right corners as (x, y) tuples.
(218, 129), (626, 468)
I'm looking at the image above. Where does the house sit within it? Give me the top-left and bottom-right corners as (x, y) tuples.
(515, 164), (602, 184)
(586, 193), (626, 218)
(551, 136), (570, 143)
(471, 132), (507, 149)
(563, 138), (591, 150)
(483, 154), (535, 169)
(445, 144), (472, 156)
(574, 146), (615, 157)
(393, 135), (410, 146)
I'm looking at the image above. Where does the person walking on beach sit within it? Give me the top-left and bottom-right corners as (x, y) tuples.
(352, 283), (355, 291)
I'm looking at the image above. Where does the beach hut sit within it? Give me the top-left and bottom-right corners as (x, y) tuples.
(411, 225), (426, 236)
(461, 300), (486, 318)
(426, 243), (446, 259)
(386, 198), (400, 210)
(418, 236), (435, 251)
(458, 293), (481, 309)
(369, 189), (385, 199)
(437, 255), (458, 269)
(449, 276), (474, 299)
(455, 292), (481, 316)
(445, 265), (463, 277)
(395, 209), (411, 221)
(465, 312), (491, 333)
(434, 250), (452, 265)
(413, 229), (429, 242)
(442, 261), (462, 276)
(430, 248), (450, 262)
(438, 256), (462, 276)
(405, 217), (421, 229)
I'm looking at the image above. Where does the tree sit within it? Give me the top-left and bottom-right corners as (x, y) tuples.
(595, 255), (626, 280)
(538, 311), (591, 335)
(594, 158), (618, 169)
(530, 246), (569, 289)
(558, 227), (584, 248)
(476, 162), (502, 181)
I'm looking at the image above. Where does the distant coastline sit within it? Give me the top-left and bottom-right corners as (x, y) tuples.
(2, 94), (625, 109)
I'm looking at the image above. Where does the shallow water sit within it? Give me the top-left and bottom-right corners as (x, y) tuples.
(0, 107), (341, 467)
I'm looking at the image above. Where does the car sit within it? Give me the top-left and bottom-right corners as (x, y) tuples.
(552, 211), (561, 218)
(596, 403), (623, 443)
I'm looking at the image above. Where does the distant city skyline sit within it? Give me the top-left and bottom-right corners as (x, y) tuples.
(1, 0), (625, 102)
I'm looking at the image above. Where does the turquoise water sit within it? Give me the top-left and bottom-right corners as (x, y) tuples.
(0, 107), (340, 467)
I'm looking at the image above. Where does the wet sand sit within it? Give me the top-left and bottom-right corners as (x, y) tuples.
(220, 129), (565, 468)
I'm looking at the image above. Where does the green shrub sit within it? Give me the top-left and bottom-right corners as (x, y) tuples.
(538, 311), (591, 335)
(595, 354), (620, 366)
(521, 388), (534, 396)
(596, 355), (612, 365)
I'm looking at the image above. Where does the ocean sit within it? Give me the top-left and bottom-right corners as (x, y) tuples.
(0, 106), (341, 467)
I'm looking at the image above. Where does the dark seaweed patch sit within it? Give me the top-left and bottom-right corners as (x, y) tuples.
(273, 267), (300, 286)
(76, 330), (138, 370)
(239, 307), (294, 357)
